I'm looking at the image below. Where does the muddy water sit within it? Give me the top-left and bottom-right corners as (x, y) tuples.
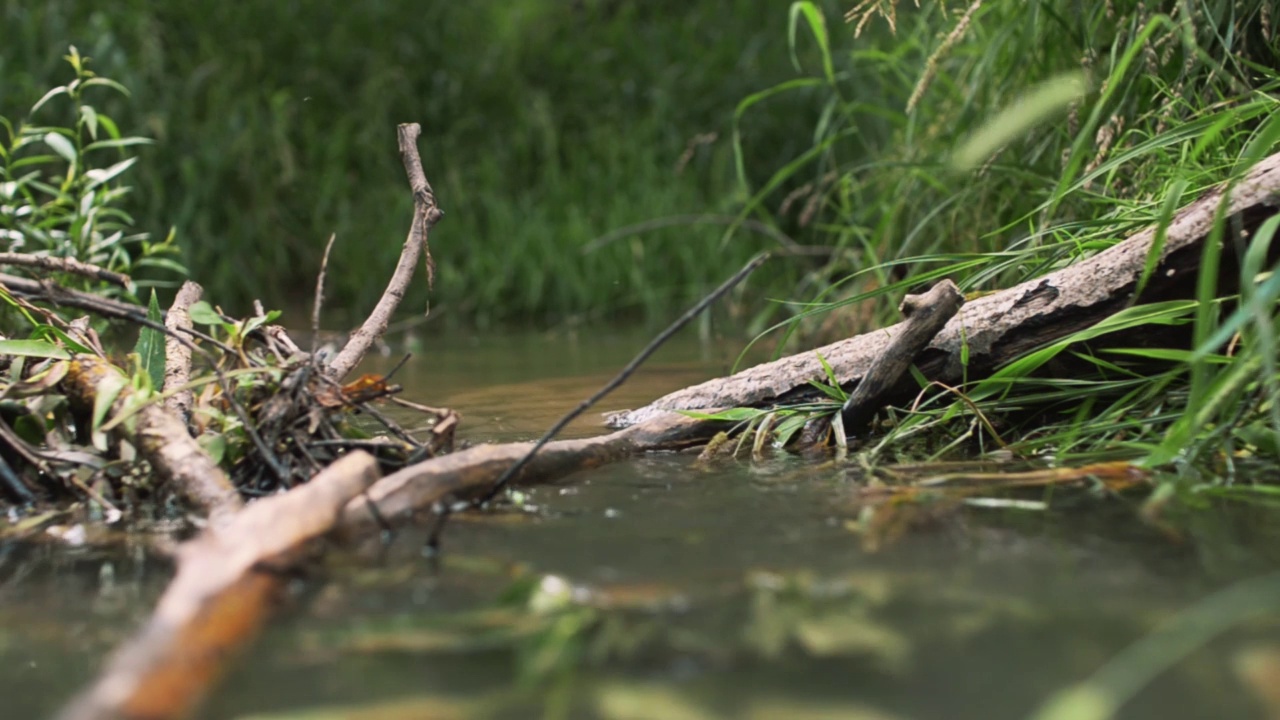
(5, 331), (1280, 719)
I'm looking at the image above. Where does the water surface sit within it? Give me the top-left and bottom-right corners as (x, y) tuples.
(4, 330), (1280, 719)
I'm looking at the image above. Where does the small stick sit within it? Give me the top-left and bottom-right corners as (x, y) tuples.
(839, 279), (964, 435)
(326, 123), (442, 380)
(311, 233), (337, 355)
(0, 253), (131, 287)
(164, 281), (203, 422)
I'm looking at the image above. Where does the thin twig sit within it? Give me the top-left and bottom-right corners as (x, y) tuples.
(0, 273), (147, 320)
(473, 252), (770, 508)
(0, 253), (131, 287)
(311, 233), (337, 355)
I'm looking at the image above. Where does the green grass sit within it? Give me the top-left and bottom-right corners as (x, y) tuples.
(730, 1), (1280, 472)
(0, 0), (831, 326)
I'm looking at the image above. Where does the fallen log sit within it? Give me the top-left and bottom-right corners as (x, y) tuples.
(607, 152), (1280, 428)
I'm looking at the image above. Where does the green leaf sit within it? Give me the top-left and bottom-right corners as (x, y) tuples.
(29, 86), (68, 115)
(0, 339), (71, 360)
(79, 105), (99, 139)
(90, 369), (128, 451)
(188, 301), (223, 326)
(29, 326), (93, 354)
(83, 137), (153, 153)
(84, 157), (138, 190)
(678, 407), (766, 422)
(787, 2), (835, 84)
(80, 77), (131, 96)
(198, 432), (226, 465)
(134, 290), (166, 391)
(43, 132), (77, 164)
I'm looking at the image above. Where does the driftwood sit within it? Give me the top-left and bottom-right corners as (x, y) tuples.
(163, 281), (202, 421)
(57, 451), (380, 720)
(608, 152), (1280, 428)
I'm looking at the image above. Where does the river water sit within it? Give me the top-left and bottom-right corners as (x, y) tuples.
(4, 330), (1280, 719)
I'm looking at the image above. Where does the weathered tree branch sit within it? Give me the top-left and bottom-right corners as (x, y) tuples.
(608, 152), (1280, 427)
(326, 123), (442, 380)
(338, 413), (724, 531)
(62, 355), (243, 525)
(0, 272), (149, 322)
(57, 451), (380, 720)
(840, 279), (964, 434)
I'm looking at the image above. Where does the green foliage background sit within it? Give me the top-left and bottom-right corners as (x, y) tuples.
(1, 0), (832, 326)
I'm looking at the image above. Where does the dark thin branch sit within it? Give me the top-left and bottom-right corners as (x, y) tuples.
(0, 272), (146, 319)
(473, 252), (770, 508)
(0, 253), (131, 287)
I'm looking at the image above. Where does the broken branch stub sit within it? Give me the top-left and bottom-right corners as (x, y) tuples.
(839, 279), (964, 435)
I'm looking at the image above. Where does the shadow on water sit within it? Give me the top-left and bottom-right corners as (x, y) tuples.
(5, 330), (1280, 719)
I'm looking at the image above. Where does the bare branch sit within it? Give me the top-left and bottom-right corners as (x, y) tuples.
(311, 233), (337, 355)
(0, 252), (131, 287)
(57, 452), (380, 720)
(326, 123), (442, 380)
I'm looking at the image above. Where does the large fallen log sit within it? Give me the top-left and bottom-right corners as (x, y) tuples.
(56, 452), (380, 720)
(607, 152), (1280, 428)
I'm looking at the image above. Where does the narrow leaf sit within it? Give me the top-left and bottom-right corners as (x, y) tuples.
(134, 290), (166, 391)
(0, 339), (71, 360)
(43, 132), (77, 164)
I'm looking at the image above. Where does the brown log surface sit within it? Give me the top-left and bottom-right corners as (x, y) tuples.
(339, 412), (723, 530)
